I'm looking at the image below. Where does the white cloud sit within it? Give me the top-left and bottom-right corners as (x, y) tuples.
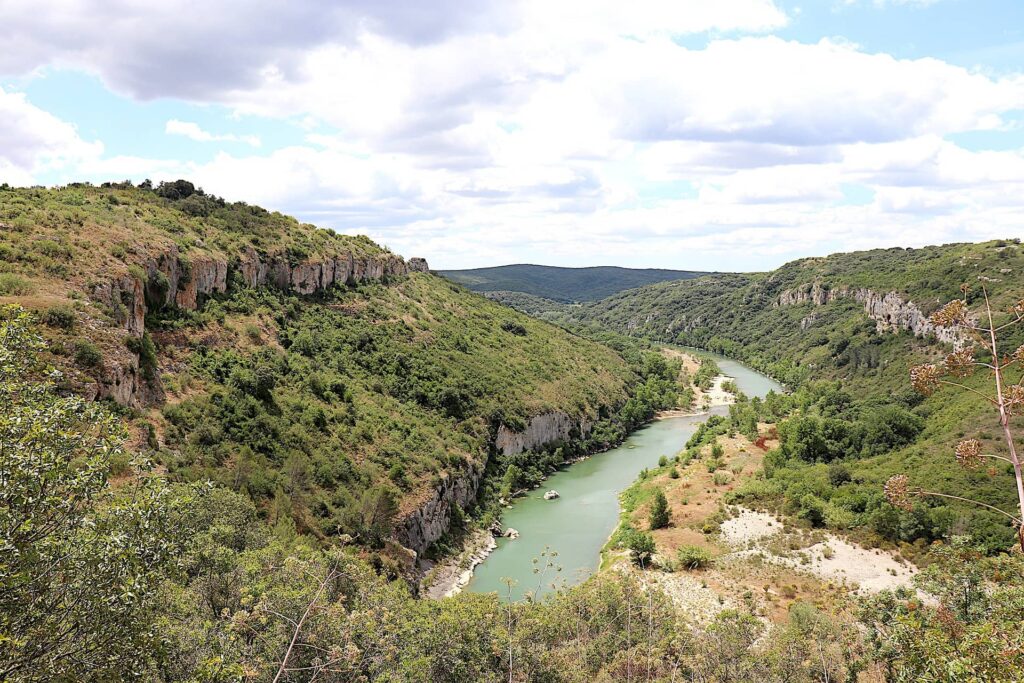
(165, 119), (260, 147)
(0, 86), (101, 181)
(2, 1), (1024, 270)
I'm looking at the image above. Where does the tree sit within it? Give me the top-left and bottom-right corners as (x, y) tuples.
(0, 306), (182, 682)
(888, 286), (1024, 550)
(649, 489), (670, 530)
(622, 528), (656, 567)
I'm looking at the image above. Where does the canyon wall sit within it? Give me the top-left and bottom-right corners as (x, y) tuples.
(398, 410), (596, 557)
(89, 243), (428, 407)
(494, 411), (594, 456)
(776, 283), (965, 347)
(397, 463), (485, 557)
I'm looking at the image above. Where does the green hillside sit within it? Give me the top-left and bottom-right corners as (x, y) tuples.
(4, 184), (1023, 680)
(566, 240), (1024, 553)
(439, 263), (712, 303)
(0, 181), (654, 552)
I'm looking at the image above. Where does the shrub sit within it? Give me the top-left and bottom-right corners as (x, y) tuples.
(827, 462), (852, 487)
(43, 304), (76, 330)
(155, 179), (197, 200)
(145, 270), (170, 310)
(0, 273), (33, 296)
(73, 340), (102, 368)
(622, 528), (656, 566)
(677, 545), (713, 570)
(713, 471), (731, 486)
(125, 332), (159, 380)
(500, 320), (528, 336)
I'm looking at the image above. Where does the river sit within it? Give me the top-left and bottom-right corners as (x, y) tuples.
(466, 352), (783, 601)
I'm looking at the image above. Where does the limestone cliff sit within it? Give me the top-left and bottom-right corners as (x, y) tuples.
(397, 463), (484, 557)
(89, 245), (429, 407)
(775, 283), (965, 347)
(494, 412), (594, 456)
(398, 410), (596, 557)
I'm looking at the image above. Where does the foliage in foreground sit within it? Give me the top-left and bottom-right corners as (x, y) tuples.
(860, 539), (1024, 682)
(0, 306), (185, 682)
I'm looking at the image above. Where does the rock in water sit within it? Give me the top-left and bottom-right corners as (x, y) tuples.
(544, 490), (560, 500)
(503, 528), (520, 539)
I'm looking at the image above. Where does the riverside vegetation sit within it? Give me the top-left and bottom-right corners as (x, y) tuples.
(2, 181), (1024, 681)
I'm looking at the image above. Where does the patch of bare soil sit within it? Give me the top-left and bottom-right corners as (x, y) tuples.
(610, 427), (915, 625)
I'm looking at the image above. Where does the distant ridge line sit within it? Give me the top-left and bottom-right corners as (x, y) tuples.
(439, 263), (717, 303)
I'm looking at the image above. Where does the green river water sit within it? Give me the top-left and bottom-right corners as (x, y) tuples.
(467, 354), (783, 601)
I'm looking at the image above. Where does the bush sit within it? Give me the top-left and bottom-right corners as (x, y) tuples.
(73, 340), (102, 368)
(677, 545), (713, 570)
(124, 332), (159, 380)
(43, 304), (76, 330)
(0, 273), (33, 296)
(622, 528), (656, 566)
(713, 471), (731, 486)
(155, 179), (197, 200)
(500, 320), (527, 336)
(827, 462), (851, 487)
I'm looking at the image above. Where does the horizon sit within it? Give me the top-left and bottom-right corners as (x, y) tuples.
(3, 1), (1024, 270)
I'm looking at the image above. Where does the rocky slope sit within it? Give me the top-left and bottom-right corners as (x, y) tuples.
(775, 283), (965, 347)
(89, 243), (427, 407)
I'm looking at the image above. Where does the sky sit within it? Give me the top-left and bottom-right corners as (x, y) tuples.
(2, 1), (1024, 271)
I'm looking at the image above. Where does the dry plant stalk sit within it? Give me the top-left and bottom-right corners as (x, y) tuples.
(887, 284), (1024, 551)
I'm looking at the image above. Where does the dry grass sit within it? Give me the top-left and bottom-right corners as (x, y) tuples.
(613, 425), (910, 624)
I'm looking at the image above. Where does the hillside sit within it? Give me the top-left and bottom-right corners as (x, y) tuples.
(0, 181), (647, 557)
(566, 240), (1024, 552)
(439, 263), (712, 303)
(5, 186), (1022, 681)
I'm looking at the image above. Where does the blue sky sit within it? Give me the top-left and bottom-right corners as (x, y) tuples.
(2, 0), (1023, 270)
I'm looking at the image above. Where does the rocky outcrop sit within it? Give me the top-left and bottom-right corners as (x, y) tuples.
(407, 257), (430, 273)
(494, 412), (594, 456)
(175, 255), (228, 310)
(400, 408), (594, 558)
(90, 357), (164, 407)
(397, 462), (484, 557)
(91, 274), (147, 336)
(775, 283), (966, 347)
(89, 243), (429, 408)
(238, 247), (417, 294)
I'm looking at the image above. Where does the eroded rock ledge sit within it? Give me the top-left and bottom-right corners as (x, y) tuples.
(775, 283), (965, 347)
(494, 411), (594, 456)
(89, 244), (429, 407)
(398, 410), (596, 559)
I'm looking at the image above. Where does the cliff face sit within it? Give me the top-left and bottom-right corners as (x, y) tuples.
(398, 410), (595, 558)
(89, 245), (429, 407)
(398, 463), (484, 557)
(494, 412), (594, 456)
(776, 283), (965, 347)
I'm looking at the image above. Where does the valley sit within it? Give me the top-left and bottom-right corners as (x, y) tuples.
(3, 182), (1023, 681)
(464, 352), (781, 601)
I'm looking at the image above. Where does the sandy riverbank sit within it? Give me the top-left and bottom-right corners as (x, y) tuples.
(421, 530), (497, 599)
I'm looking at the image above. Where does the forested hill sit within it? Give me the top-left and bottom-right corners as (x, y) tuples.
(567, 241), (1024, 389)
(439, 263), (712, 302)
(565, 239), (1024, 551)
(0, 181), (661, 557)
